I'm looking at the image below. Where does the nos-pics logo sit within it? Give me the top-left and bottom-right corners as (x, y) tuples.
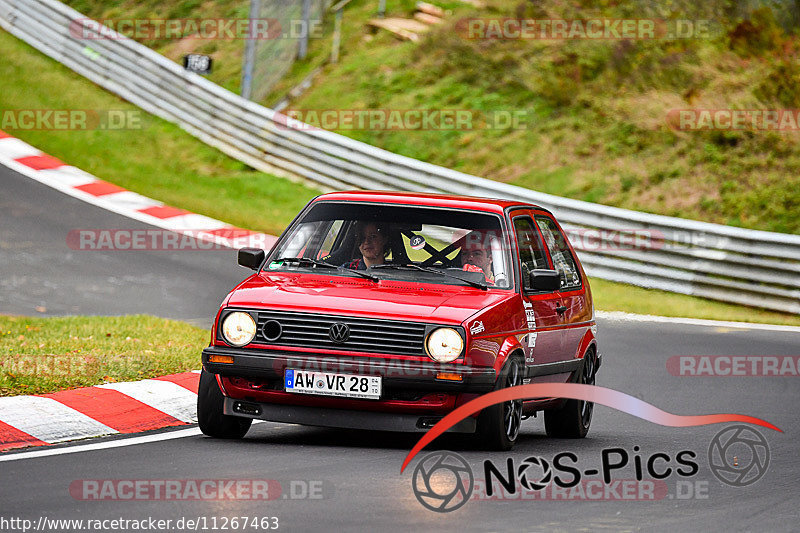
(411, 424), (770, 512)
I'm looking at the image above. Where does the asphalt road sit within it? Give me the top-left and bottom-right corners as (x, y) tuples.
(2, 163), (799, 532)
(0, 164), (243, 323)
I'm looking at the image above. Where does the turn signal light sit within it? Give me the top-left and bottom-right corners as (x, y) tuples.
(209, 354), (234, 364)
(436, 372), (463, 382)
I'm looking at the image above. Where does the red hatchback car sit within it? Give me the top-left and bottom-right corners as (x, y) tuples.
(198, 191), (600, 450)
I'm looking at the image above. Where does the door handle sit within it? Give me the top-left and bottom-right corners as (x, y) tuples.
(556, 305), (567, 314)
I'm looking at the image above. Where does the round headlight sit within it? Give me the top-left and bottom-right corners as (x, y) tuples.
(426, 328), (464, 363)
(221, 312), (256, 347)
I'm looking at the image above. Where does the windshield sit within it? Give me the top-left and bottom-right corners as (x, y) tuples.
(266, 202), (513, 289)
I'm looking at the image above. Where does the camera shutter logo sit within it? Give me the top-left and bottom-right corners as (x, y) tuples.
(329, 323), (350, 343)
(517, 456), (552, 491)
(708, 425), (770, 487)
(412, 451), (474, 512)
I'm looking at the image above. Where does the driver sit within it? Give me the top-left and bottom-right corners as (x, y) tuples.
(344, 222), (390, 269)
(460, 230), (495, 284)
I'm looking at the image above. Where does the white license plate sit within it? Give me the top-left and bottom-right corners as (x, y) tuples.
(284, 369), (382, 400)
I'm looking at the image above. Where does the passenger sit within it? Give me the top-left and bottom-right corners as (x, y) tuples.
(344, 222), (390, 269)
(460, 231), (495, 284)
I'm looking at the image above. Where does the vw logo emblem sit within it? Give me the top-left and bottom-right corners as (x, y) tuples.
(329, 322), (350, 343)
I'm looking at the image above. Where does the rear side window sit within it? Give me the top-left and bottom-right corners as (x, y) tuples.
(535, 216), (581, 290)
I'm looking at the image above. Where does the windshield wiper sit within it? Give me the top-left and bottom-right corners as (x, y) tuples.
(372, 263), (487, 290)
(272, 257), (380, 282)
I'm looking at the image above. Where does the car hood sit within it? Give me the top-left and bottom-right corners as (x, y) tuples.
(225, 272), (515, 325)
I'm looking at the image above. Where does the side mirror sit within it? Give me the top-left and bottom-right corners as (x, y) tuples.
(528, 269), (560, 292)
(238, 248), (265, 270)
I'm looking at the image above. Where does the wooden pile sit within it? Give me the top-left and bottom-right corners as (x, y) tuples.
(368, 2), (447, 42)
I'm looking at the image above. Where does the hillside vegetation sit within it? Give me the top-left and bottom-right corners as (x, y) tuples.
(64, 0), (800, 233)
(289, 0), (800, 233)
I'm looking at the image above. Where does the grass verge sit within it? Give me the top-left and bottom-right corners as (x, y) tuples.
(0, 315), (207, 396)
(589, 278), (800, 327)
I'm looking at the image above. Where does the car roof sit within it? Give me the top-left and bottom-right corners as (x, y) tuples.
(312, 190), (546, 215)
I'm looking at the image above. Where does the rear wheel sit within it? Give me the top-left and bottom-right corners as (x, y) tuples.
(475, 356), (524, 450)
(544, 349), (596, 438)
(197, 370), (252, 439)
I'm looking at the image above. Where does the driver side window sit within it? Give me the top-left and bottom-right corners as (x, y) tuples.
(513, 217), (549, 289)
(535, 216), (581, 290)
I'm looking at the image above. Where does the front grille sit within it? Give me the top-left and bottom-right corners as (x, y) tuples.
(254, 310), (428, 356)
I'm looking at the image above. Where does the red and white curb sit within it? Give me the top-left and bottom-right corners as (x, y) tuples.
(0, 129), (277, 250)
(0, 371), (201, 452)
(0, 132), (278, 452)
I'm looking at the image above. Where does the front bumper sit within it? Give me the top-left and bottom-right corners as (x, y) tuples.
(202, 345), (497, 393)
(223, 397), (477, 433)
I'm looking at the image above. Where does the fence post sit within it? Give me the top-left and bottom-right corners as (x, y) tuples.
(329, 0), (351, 63)
(241, 0), (260, 99)
(298, 0), (311, 59)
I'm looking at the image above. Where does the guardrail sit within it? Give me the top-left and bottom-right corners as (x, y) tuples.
(2, 0), (798, 314)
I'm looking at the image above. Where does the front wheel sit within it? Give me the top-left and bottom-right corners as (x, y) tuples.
(475, 357), (524, 451)
(197, 370), (252, 439)
(544, 350), (596, 438)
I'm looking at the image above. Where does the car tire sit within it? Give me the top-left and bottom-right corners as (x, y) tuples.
(197, 369), (252, 439)
(475, 356), (524, 451)
(544, 349), (596, 439)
